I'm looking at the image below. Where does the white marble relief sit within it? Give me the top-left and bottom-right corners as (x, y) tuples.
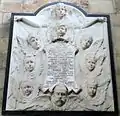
(79, 77), (114, 111)
(51, 3), (68, 20)
(6, 2), (114, 111)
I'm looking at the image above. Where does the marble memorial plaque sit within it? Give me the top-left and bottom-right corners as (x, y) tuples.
(2, 2), (118, 116)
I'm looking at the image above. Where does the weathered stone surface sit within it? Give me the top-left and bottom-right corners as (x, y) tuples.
(112, 26), (120, 55)
(1, 0), (23, 3)
(0, 69), (5, 89)
(114, 0), (120, 11)
(22, 0), (89, 12)
(0, 70), (4, 115)
(115, 56), (120, 75)
(0, 13), (3, 25)
(69, 0), (89, 11)
(0, 38), (8, 53)
(2, 12), (11, 24)
(117, 89), (120, 111)
(0, 88), (3, 109)
(110, 13), (120, 26)
(0, 38), (8, 69)
(49, 0), (89, 8)
(0, 3), (22, 13)
(0, 24), (10, 38)
(22, 0), (45, 12)
(116, 74), (120, 89)
(88, 0), (115, 13)
(23, 0), (45, 4)
(0, 52), (7, 69)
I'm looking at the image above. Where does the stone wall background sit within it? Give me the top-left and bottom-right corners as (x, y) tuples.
(0, 0), (120, 115)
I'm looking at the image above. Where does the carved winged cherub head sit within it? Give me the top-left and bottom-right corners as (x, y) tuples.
(80, 35), (93, 50)
(51, 84), (68, 107)
(19, 80), (34, 97)
(24, 54), (36, 72)
(87, 78), (98, 98)
(85, 53), (97, 71)
(54, 3), (67, 19)
(56, 25), (67, 38)
(27, 34), (41, 50)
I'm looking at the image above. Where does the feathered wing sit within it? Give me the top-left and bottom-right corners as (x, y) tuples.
(90, 38), (104, 54)
(23, 95), (51, 110)
(10, 36), (27, 78)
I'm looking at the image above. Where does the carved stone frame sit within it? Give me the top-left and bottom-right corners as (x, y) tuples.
(2, 2), (118, 116)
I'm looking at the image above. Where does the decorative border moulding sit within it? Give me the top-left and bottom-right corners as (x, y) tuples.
(2, 2), (119, 116)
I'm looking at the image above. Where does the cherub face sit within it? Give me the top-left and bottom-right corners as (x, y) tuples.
(87, 83), (97, 98)
(80, 37), (93, 50)
(51, 85), (68, 107)
(24, 56), (35, 72)
(21, 82), (34, 96)
(86, 56), (96, 71)
(57, 25), (67, 37)
(55, 5), (67, 19)
(28, 36), (41, 50)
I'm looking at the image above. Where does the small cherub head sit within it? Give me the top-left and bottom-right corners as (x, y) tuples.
(87, 78), (98, 98)
(56, 25), (67, 38)
(85, 53), (97, 71)
(27, 34), (41, 50)
(20, 80), (34, 97)
(24, 54), (36, 72)
(80, 36), (93, 50)
(54, 3), (67, 19)
(51, 84), (68, 107)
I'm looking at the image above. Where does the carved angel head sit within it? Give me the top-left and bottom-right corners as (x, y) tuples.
(51, 84), (68, 107)
(87, 78), (98, 98)
(56, 25), (67, 38)
(54, 3), (67, 19)
(27, 34), (41, 50)
(24, 54), (36, 72)
(85, 53), (96, 71)
(20, 80), (34, 97)
(80, 35), (93, 50)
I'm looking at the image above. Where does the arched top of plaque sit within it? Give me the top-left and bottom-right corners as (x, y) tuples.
(35, 2), (86, 17)
(39, 2), (87, 14)
(14, 2), (90, 28)
(12, 2), (108, 41)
